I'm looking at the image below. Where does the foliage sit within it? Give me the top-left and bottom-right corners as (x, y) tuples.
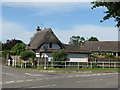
(52, 50), (68, 67)
(91, 1), (120, 27)
(88, 37), (99, 41)
(20, 50), (36, 60)
(11, 43), (27, 55)
(105, 53), (115, 58)
(0, 50), (8, 58)
(93, 52), (100, 56)
(69, 36), (85, 45)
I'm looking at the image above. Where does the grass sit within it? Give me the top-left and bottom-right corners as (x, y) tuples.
(26, 67), (119, 72)
(11, 65), (120, 72)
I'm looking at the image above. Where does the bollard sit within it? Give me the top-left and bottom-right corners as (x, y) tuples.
(12, 59), (15, 67)
(8, 59), (10, 66)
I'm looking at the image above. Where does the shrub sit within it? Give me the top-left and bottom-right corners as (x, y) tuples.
(20, 50), (36, 60)
(0, 50), (8, 58)
(52, 50), (68, 68)
(105, 53), (115, 58)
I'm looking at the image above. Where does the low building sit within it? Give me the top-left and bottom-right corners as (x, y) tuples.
(26, 26), (90, 62)
(80, 41), (120, 56)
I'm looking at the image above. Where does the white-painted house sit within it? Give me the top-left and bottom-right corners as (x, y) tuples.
(26, 26), (91, 62)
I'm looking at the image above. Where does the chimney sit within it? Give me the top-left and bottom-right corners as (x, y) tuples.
(36, 26), (41, 32)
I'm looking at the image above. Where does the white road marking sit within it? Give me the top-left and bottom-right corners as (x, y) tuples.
(54, 77), (59, 78)
(31, 74), (43, 76)
(5, 81), (15, 83)
(16, 80), (24, 83)
(75, 78), (103, 83)
(68, 76), (73, 77)
(45, 78), (49, 79)
(3, 73), (15, 76)
(30, 84), (56, 88)
(26, 79), (33, 81)
(25, 73), (43, 76)
(36, 79), (42, 80)
(25, 73), (31, 76)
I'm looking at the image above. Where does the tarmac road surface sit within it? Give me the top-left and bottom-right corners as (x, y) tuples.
(1, 66), (119, 89)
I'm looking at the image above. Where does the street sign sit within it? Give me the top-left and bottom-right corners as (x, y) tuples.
(68, 58), (88, 62)
(36, 53), (40, 57)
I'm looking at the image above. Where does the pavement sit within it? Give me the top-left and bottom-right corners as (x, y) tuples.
(1, 66), (119, 89)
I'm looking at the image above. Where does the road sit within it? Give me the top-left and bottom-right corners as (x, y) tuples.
(1, 66), (119, 89)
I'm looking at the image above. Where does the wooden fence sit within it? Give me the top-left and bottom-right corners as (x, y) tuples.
(6, 58), (120, 68)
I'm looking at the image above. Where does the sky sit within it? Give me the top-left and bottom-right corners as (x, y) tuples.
(1, 2), (118, 44)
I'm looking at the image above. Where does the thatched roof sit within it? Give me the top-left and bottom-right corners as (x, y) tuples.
(80, 41), (120, 52)
(63, 44), (91, 53)
(26, 28), (63, 49)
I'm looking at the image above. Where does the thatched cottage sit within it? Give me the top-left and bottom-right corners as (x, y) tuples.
(26, 26), (90, 62)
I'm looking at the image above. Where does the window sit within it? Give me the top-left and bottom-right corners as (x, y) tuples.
(49, 43), (52, 48)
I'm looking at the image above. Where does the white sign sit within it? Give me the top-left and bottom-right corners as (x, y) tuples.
(41, 53), (48, 58)
(68, 58), (88, 62)
(36, 53), (40, 57)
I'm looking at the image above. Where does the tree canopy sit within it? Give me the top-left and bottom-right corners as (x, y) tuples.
(92, 1), (120, 27)
(69, 36), (85, 45)
(11, 43), (27, 55)
(88, 37), (99, 41)
(69, 36), (99, 45)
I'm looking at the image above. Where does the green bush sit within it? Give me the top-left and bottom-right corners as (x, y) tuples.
(0, 50), (8, 58)
(20, 50), (36, 60)
(52, 50), (68, 68)
(105, 53), (115, 58)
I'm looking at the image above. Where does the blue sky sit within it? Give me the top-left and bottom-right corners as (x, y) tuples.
(2, 2), (118, 44)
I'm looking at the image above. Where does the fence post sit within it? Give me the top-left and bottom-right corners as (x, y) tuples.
(12, 59), (15, 67)
(21, 63), (22, 68)
(109, 58), (110, 68)
(91, 62), (92, 68)
(114, 62), (116, 68)
(14, 60), (16, 67)
(37, 59), (39, 68)
(78, 62), (79, 69)
(25, 63), (27, 68)
(95, 58), (97, 63)
(65, 61), (66, 68)
(8, 59), (10, 66)
(87, 62), (88, 68)
(102, 62), (104, 68)
(52, 60), (53, 67)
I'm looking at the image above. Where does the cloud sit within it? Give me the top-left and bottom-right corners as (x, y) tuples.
(2, 21), (118, 44)
(2, 22), (34, 44)
(2, 0), (94, 2)
(53, 25), (118, 44)
(3, 2), (92, 15)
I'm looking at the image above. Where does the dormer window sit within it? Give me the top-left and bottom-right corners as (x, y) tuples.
(49, 43), (52, 48)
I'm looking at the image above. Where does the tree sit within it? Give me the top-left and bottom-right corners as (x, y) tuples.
(69, 36), (85, 45)
(52, 50), (68, 68)
(91, 1), (120, 27)
(20, 50), (36, 60)
(88, 37), (99, 41)
(11, 43), (27, 55)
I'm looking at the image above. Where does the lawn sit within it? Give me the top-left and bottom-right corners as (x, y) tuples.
(26, 67), (119, 72)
